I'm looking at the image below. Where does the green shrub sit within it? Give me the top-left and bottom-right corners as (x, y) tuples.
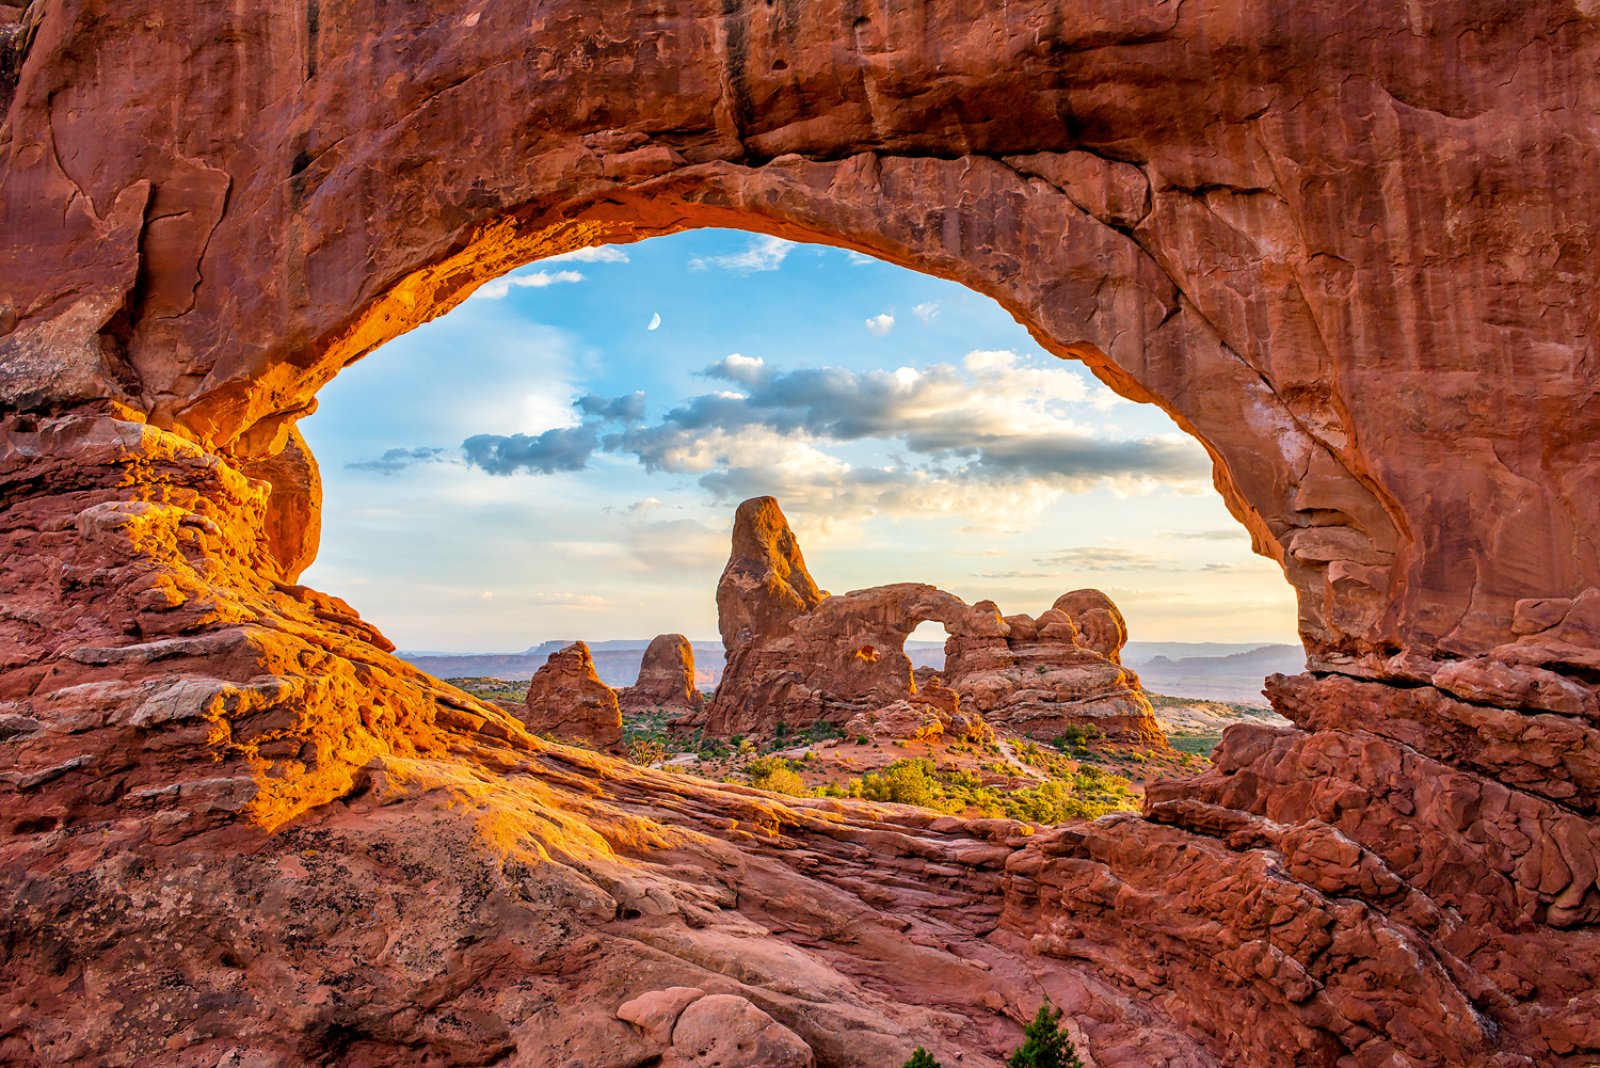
(854, 758), (952, 811)
(806, 719), (844, 742)
(746, 756), (809, 796)
(903, 1048), (942, 1068)
(1006, 1002), (1082, 1068)
(626, 738), (666, 766)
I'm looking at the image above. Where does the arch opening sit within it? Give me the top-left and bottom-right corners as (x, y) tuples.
(215, 156), (1412, 679)
(293, 225), (1300, 801)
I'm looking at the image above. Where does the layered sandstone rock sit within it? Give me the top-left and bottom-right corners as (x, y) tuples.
(3, 2), (1600, 1065)
(703, 498), (1160, 744)
(844, 688), (995, 747)
(520, 641), (623, 752)
(619, 633), (703, 719)
(717, 497), (827, 652)
(943, 593), (1165, 746)
(616, 988), (816, 1067)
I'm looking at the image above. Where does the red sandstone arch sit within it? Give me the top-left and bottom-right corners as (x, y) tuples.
(4, 2), (1599, 1065)
(8, 0), (1598, 674)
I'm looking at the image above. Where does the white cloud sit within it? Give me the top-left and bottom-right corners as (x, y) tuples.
(865, 313), (895, 336)
(702, 353), (767, 386)
(688, 235), (794, 273)
(544, 246), (630, 263)
(602, 350), (1212, 530)
(682, 427), (1075, 532)
(472, 269), (585, 300)
(913, 302), (940, 324)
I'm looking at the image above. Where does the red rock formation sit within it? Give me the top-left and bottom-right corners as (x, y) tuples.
(943, 593), (1165, 746)
(3, 3), (1600, 1065)
(703, 577), (975, 735)
(521, 641), (623, 753)
(236, 424), (321, 584)
(1051, 590), (1128, 663)
(718, 497), (827, 652)
(845, 685), (995, 747)
(703, 500), (1160, 744)
(619, 633), (703, 720)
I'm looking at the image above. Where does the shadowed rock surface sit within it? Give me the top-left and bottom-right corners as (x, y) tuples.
(3, 1), (1600, 1064)
(521, 641), (624, 753)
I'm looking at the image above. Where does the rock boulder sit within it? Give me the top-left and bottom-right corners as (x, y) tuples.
(619, 633), (703, 719)
(520, 641), (623, 752)
(944, 593), (1165, 746)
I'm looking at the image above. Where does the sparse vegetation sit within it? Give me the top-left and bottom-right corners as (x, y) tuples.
(1051, 724), (1101, 755)
(627, 738), (668, 766)
(1006, 1002), (1082, 1068)
(802, 719), (844, 743)
(446, 676), (528, 705)
(1145, 692), (1271, 716)
(901, 1002), (1082, 1067)
(745, 755), (809, 795)
(1167, 733), (1220, 756)
(453, 678), (1141, 822)
(813, 757), (1137, 821)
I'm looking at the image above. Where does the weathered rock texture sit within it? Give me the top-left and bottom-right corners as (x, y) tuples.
(703, 497), (1160, 743)
(619, 633), (704, 719)
(943, 592), (1164, 746)
(3, 2), (1600, 1065)
(844, 686), (995, 748)
(521, 641), (623, 752)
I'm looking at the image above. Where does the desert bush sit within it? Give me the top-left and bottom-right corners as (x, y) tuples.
(746, 756), (809, 796)
(626, 739), (667, 766)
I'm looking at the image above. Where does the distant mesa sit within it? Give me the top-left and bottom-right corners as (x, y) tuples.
(1129, 644), (1305, 705)
(519, 641), (623, 752)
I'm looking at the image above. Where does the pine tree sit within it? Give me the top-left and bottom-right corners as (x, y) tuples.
(902, 1048), (942, 1068)
(1006, 1001), (1083, 1068)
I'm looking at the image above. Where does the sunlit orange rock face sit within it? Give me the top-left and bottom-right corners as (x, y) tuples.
(520, 640), (625, 753)
(3, 1), (1600, 1065)
(702, 497), (1163, 745)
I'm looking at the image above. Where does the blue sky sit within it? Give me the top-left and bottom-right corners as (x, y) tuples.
(299, 229), (1299, 653)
